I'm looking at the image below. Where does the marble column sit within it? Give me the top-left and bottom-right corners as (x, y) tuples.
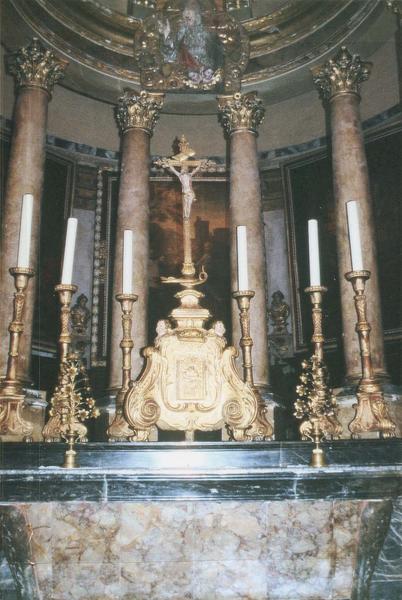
(108, 90), (164, 396)
(217, 92), (270, 392)
(0, 38), (67, 383)
(313, 47), (388, 383)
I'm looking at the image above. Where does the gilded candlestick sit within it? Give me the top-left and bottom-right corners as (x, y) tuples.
(42, 282), (78, 442)
(107, 293), (138, 441)
(345, 270), (396, 438)
(231, 289), (273, 440)
(55, 283), (78, 362)
(0, 267), (35, 441)
(232, 290), (255, 386)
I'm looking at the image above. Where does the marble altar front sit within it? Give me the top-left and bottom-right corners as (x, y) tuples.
(1, 440), (401, 600)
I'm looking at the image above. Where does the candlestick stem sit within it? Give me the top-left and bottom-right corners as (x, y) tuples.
(108, 293), (138, 441)
(232, 290), (255, 385)
(55, 284), (78, 362)
(305, 285), (327, 362)
(0, 267), (35, 441)
(345, 270), (396, 438)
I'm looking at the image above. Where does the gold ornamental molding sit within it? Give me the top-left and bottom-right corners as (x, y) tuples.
(115, 89), (165, 135)
(7, 37), (68, 96)
(312, 46), (372, 101)
(217, 91), (265, 136)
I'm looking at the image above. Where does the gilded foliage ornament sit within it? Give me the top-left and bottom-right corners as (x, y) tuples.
(312, 46), (371, 100)
(116, 90), (165, 134)
(217, 91), (265, 135)
(294, 355), (341, 441)
(43, 354), (99, 443)
(8, 38), (67, 95)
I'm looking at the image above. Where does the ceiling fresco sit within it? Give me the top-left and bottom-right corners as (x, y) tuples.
(1, 0), (386, 110)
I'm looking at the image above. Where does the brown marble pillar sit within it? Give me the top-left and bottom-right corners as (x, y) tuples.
(313, 47), (388, 383)
(108, 90), (164, 397)
(217, 92), (270, 392)
(0, 39), (67, 383)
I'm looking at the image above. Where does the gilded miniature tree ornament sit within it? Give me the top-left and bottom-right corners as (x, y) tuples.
(115, 90), (165, 135)
(217, 91), (265, 135)
(312, 46), (372, 100)
(8, 38), (67, 95)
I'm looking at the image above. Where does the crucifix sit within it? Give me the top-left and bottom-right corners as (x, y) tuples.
(155, 135), (216, 282)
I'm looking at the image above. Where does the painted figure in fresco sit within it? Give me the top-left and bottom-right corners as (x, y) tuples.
(177, 0), (222, 83)
(157, 15), (178, 63)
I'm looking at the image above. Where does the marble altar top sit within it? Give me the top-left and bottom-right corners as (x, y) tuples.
(1, 440), (401, 502)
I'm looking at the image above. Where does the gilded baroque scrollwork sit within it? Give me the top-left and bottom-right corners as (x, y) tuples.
(115, 89), (165, 134)
(312, 46), (371, 100)
(7, 37), (67, 95)
(124, 317), (270, 442)
(217, 91), (265, 135)
(134, 1), (249, 92)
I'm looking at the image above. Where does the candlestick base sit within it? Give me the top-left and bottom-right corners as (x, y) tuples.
(307, 415), (328, 468)
(62, 435), (78, 469)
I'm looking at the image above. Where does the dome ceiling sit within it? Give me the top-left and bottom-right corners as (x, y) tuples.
(2, 0), (386, 112)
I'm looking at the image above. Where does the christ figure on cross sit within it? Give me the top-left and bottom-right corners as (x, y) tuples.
(165, 162), (202, 219)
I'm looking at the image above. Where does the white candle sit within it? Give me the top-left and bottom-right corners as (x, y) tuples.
(346, 201), (364, 271)
(236, 225), (249, 291)
(61, 217), (78, 284)
(123, 230), (133, 294)
(308, 219), (321, 286)
(17, 194), (33, 268)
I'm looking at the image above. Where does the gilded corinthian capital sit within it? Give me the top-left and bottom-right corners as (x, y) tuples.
(312, 46), (372, 101)
(116, 90), (165, 135)
(8, 38), (67, 96)
(217, 92), (265, 136)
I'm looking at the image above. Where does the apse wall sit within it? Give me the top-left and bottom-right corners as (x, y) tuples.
(1, 36), (400, 158)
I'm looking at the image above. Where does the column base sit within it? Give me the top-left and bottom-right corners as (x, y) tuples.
(343, 368), (391, 388)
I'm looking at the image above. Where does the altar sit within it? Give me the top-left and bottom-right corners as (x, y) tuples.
(1, 440), (402, 599)
(1, 2), (402, 600)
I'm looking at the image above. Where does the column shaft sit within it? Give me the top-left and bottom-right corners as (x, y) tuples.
(218, 92), (270, 390)
(0, 88), (48, 381)
(108, 90), (164, 395)
(0, 39), (66, 383)
(330, 92), (386, 381)
(313, 46), (388, 383)
(109, 128), (151, 388)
